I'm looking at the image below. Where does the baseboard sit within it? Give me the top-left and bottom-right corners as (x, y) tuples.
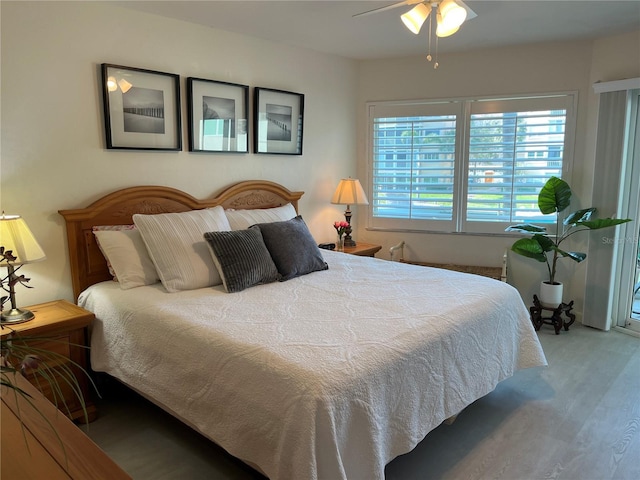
(614, 326), (640, 338)
(400, 260), (503, 281)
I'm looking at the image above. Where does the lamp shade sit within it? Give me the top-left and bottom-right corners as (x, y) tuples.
(401, 3), (432, 35)
(0, 214), (46, 265)
(436, 0), (467, 37)
(331, 178), (369, 206)
(118, 78), (133, 93)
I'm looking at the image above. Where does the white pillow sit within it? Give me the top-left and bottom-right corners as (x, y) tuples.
(133, 207), (231, 292)
(93, 224), (136, 280)
(225, 203), (297, 230)
(93, 229), (160, 289)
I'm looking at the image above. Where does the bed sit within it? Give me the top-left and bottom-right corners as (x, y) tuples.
(59, 180), (547, 480)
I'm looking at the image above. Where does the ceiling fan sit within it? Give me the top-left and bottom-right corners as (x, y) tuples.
(354, 0), (477, 68)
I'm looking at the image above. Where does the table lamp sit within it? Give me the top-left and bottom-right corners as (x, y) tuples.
(1, 214), (46, 324)
(331, 178), (369, 247)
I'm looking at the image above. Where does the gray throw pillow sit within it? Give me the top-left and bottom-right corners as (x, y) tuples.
(256, 216), (328, 281)
(204, 228), (280, 293)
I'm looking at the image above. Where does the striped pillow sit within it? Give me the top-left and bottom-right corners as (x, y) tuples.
(133, 207), (231, 292)
(204, 227), (280, 293)
(225, 203), (297, 230)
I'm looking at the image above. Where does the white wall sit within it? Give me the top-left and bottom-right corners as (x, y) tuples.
(0, 1), (358, 305)
(355, 35), (639, 317)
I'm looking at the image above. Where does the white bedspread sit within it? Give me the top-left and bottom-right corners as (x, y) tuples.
(80, 250), (546, 480)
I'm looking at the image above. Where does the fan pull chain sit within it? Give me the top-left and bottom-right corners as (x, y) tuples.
(434, 2), (439, 69)
(426, 10), (433, 62)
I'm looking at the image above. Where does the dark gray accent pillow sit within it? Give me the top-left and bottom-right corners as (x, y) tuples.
(256, 216), (328, 281)
(204, 228), (280, 293)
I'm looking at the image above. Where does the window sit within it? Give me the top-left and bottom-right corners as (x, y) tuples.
(368, 94), (576, 234)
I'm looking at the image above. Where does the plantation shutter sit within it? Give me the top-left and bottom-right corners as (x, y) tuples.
(367, 94), (576, 234)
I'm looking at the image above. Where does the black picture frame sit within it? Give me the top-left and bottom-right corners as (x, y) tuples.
(187, 78), (249, 153)
(254, 87), (304, 155)
(101, 63), (181, 150)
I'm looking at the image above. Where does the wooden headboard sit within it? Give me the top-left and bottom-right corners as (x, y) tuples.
(58, 180), (304, 301)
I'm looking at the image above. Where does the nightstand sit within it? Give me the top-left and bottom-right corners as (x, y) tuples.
(1, 299), (97, 423)
(343, 242), (382, 257)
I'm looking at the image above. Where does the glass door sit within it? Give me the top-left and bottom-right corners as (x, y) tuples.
(614, 89), (640, 333)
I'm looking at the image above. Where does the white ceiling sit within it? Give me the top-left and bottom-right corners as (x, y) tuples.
(117, 0), (640, 60)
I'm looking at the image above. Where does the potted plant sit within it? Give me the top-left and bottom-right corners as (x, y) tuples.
(506, 176), (632, 307)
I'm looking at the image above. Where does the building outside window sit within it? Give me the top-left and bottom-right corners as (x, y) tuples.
(367, 93), (577, 235)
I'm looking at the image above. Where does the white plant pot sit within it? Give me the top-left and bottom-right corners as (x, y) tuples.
(540, 281), (563, 308)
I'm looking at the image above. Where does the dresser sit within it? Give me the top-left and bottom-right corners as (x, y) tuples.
(1, 371), (131, 479)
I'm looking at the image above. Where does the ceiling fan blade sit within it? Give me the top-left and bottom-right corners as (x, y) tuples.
(457, 0), (477, 20)
(353, 0), (424, 18)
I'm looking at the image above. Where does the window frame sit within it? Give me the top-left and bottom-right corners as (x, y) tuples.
(365, 92), (578, 235)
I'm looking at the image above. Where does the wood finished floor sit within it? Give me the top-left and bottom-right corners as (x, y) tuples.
(85, 323), (640, 480)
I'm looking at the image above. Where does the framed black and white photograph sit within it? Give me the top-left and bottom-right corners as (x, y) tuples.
(187, 78), (249, 153)
(254, 87), (304, 155)
(101, 64), (181, 150)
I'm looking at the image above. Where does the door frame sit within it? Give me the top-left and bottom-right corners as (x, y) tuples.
(613, 88), (640, 333)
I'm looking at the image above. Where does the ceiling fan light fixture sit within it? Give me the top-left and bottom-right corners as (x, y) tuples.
(118, 78), (133, 94)
(436, 10), (461, 37)
(401, 3), (432, 35)
(106, 76), (118, 92)
(436, 0), (467, 36)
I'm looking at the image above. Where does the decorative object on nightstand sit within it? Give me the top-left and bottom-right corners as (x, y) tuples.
(333, 221), (349, 251)
(331, 178), (369, 247)
(0, 213), (46, 324)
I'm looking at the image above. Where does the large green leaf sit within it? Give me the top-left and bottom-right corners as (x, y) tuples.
(567, 251), (587, 262)
(538, 176), (571, 214)
(549, 245), (586, 263)
(577, 218), (632, 230)
(533, 234), (556, 252)
(505, 224), (547, 234)
(511, 237), (547, 262)
(564, 208), (595, 226)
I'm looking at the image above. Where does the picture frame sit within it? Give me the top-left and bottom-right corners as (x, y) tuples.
(187, 77), (249, 153)
(254, 87), (304, 155)
(101, 63), (181, 150)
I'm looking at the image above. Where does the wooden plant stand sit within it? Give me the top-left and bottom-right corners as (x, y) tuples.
(530, 295), (576, 335)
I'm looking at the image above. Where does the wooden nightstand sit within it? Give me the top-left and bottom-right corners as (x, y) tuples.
(343, 242), (382, 257)
(1, 299), (97, 423)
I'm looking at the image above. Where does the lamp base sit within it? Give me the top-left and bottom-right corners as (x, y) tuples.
(342, 208), (356, 247)
(1, 308), (35, 324)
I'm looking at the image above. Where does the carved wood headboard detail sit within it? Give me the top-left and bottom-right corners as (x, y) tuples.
(58, 180), (304, 301)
